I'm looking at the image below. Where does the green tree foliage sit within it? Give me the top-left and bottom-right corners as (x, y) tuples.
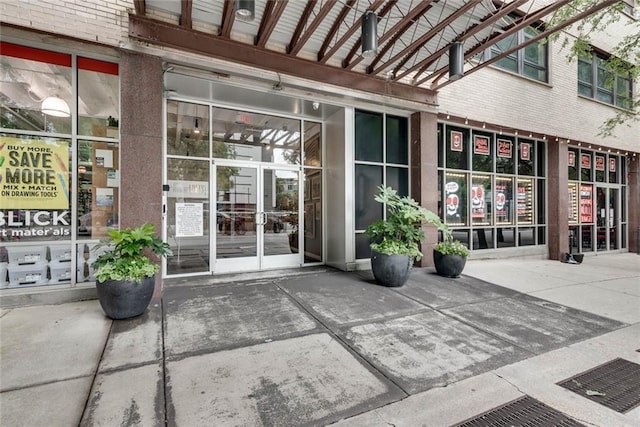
(551, 1), (639, 136)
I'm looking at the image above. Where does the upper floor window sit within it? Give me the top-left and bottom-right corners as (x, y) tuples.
(488, 18), (548, 82)
(578, 50), (632, 109)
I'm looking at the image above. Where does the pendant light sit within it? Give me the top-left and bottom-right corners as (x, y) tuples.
(235, 0), (255, 21)
(194, 118), (200, 134)
(449, 42), (464, 81)
(361, 11), (378, 57)
(41, 96), (70, 117)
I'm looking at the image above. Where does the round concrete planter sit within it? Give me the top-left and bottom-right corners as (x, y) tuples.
(96, 276), (155, 320)
(371, 249), (412, 287)
(433, 250), (466, 278)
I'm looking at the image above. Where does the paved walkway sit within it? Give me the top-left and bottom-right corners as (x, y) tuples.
(1, 253), (638, 426)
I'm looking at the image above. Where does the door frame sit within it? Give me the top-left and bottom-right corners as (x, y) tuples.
(212, 159), (303, 274)
(595, 184), (621, 252)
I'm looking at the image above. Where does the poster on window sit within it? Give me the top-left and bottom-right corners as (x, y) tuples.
(497, 139), (511, 158)
(595, 155), (605, 171)
(0, 136), (69, 210)
(471, 184), (485, 219)
(445, 181), (461, 224)
(580, 185), (593, 223)
(568, 183), (578, 223)
(495, 181), (509, 223)
(568, 151), (575, 167)
(609, 158), (616, 172)
(473, 136), (490, 155)
(175, 203), (203, 237)
(581, 154), (591, 169)
(450, 131), (463, 152)
(520, 143), (530, 161)
(517, 179), (533, 224)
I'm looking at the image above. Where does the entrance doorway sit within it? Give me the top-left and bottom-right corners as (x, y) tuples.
(214, 161), (301, 273)
(596, 186), (619, 251)
(164, 99), (323, 276)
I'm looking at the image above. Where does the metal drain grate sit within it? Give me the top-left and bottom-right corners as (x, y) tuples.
(452, 395), (584, 427)
(557, 358), (640, 413)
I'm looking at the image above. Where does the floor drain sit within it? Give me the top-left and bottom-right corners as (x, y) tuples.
(557, 358), (640, 413)
(451, 395), (584, 426)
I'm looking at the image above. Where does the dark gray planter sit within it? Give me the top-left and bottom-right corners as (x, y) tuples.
(433, 250), (467, 278)
(96, 276), (155, 320)
(371, 249), (412, 287)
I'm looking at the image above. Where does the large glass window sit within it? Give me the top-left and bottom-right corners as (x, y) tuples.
(578, 50), (633, 109)
(1, 42), (119, 289)
(354, 109), (409, 259)
(438, 123), (546, 252)
(488, 17), (548, 82)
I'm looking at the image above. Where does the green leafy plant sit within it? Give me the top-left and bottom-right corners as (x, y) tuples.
(92, 223), (172, 283)
(365, 185), (469, 260)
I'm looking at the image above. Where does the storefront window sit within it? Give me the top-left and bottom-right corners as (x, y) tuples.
(444, 172), (467, 226)
(496, 136), (515, 174)
(495, 176), (514, 225)
(518, 139), (534, 175)
(471, 174), (491, 225)
(516, 178), (534, 224)
(1, 43), (120, 289)
(472, 132), (493, 172)
(446, 127), (469, 170)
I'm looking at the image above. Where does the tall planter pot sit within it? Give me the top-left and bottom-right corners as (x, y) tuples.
(96, 275), (155, 320)
(371, 249), (412, 287)
(433, 250), (466, 278)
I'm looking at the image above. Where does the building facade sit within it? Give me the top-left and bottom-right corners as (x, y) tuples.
(0, 0), (638, 302)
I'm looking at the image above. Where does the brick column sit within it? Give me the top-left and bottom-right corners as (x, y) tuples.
(119, 50), (164, 294)
(547, 141), (569, 261)
(627, 154), (640, 254)
(410, 111), (439, 267)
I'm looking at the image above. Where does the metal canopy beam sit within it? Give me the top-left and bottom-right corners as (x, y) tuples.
(128, 13), (437, 106)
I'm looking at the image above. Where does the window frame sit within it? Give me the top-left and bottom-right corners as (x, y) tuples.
(578, 50), (633, 109)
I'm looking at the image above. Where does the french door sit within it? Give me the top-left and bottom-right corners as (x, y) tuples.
(596, 186), (619, 251)
(213, 160), (302, 273)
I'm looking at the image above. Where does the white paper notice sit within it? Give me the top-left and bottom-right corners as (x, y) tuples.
(107, 169), (119, 187)
(96, 187), (114, 207)
(175, 203), (203, 237)
(95, 149), (113, 168)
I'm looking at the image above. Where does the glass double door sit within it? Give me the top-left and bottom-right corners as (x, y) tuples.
(214, 160), (301, 273)
(165, 160), (301, 276)
(596, 186), (619, 251)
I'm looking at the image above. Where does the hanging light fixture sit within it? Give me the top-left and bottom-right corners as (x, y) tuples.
(449, 41), (464, 81)
(235, 0), (255, 21)
(194, 118), (200, 134)
(41, 96), (70, 117)
(361, 10), (378, 57)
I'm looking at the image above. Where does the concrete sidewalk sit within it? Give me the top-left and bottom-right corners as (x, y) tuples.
(0, 253), (638, 426)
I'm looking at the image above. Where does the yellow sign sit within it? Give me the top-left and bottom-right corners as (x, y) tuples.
(0, 136), (70, 209)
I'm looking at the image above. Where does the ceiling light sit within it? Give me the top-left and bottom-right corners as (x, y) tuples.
(194, 118), (200, 134)
(235, 0), (255, 21)
(361, 11), (378, 57)
(41, 96), (70, 117)
(449, 42), (464, 81)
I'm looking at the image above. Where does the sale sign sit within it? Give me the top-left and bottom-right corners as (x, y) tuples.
(0, 136), (69, 209)
(595, 155), (605, 171)
(497, 139), (511, 158)
(520, 143), (530, 161)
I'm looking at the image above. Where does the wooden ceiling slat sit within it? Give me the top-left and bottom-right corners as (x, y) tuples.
(128, 13), (437, 105)
(344, 0), (434, 71)
(287, 0), (317, 54)
(400, 0), (528, 82)
(133, 0), (145, 16)
(368, 0), (482, 76)
(219, 0), (236, 38)
(256, 0), (288, 47)
(288, 1), (336, 56)
(180, 0), (192, 28)
(432, 0), (620, 90)
(317, 0), (356, 61)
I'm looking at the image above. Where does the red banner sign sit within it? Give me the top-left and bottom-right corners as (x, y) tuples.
(520, 143), (530, 161)
(609, 157), (616, 172)
(581, 154), (591, 169)
(450, 131), (463, 152)
(595, 155), (605, 171)
(568, 151), (575, 167)
(474, 136), (490, 155)
(497, 139), (511, 158)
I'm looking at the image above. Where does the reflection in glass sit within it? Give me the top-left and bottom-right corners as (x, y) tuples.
(473, 228), (494, 250)
(497, 228), (515, 248)
(78, 58), (119, 138)
(212, 107), (300, 164)
(386, 115), (408, 165)
(264, 168), (299, 257)
(216, 166), (257, 259)
(165, 158), (210, 275)
(355, 164), (383, 230)
(166, 101), (210, 157)
(303, 170), (322, 262)
(518, 227), (535, 246)
(355, 110), (383, 162)
(304, 121), (322, 166)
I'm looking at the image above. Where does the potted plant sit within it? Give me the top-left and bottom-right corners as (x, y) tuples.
(429, 218), (470, 278)
(365, 186), (470, 285)
(365, 186), (435, 287)
(92, 223), (172, 319)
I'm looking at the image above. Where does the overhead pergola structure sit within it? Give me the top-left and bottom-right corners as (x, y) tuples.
(129, 0), (619, 105)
